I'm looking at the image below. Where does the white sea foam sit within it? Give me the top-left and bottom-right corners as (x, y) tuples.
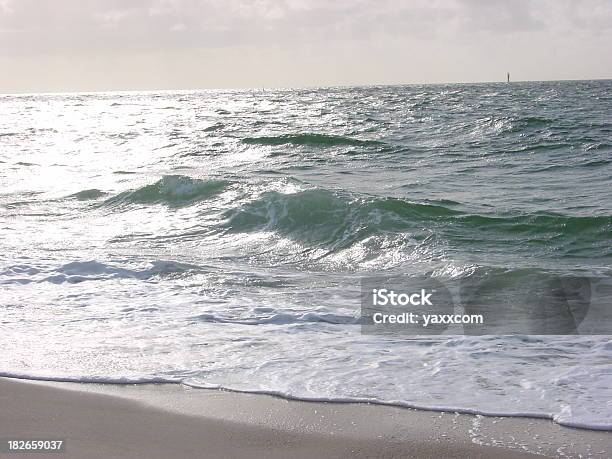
(1, 264), (610, 431)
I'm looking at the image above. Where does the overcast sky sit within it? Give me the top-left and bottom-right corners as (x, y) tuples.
(1, 0), (610, 92)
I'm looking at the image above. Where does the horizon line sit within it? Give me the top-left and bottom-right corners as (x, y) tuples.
(1, 77), (610, 97)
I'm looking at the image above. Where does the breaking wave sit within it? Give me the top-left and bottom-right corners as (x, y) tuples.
(103, 175), (229, 207)
(242, 133), (384, 147)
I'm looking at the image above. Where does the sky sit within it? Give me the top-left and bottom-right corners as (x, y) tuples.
(0, 0), (611, 92)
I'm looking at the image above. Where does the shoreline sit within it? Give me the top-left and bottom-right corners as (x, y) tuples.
(1, 377), (609, 458)
(2, 373), (607, 431)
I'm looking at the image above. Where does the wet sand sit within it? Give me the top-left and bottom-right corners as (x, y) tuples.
(0, 377), (609, 458)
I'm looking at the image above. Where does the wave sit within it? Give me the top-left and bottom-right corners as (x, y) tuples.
(0, 260), (206, 285)
(515, 116), (555, 127)
(220, 189), (436, 254)
(582, 158), (611, 167)
(242, 133), (383, 147)
(103, 175), (228, 207)
(223, 189), (458, 233)
(457, 212), (611, 236)
(68, 189), (108, 201)
(191, 310), (358, 326)
(219, 187), (611, 254)
(203, 123), (224, 132)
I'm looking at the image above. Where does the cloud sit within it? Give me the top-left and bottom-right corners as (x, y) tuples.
(1, 0), (610, 56)
(0, 0), (610, 90)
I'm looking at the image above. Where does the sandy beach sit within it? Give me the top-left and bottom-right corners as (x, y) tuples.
(0, 377), (609, 459)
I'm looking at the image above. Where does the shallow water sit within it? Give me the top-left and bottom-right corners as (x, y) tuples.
(1, 81), (611, 429)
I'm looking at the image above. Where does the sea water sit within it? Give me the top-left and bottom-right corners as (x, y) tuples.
(1, 80), (611, 429)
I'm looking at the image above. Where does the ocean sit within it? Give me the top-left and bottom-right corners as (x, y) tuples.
(1, 80), (611, 430)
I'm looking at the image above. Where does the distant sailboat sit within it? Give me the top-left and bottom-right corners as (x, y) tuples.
(507, 72), (510, 83)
